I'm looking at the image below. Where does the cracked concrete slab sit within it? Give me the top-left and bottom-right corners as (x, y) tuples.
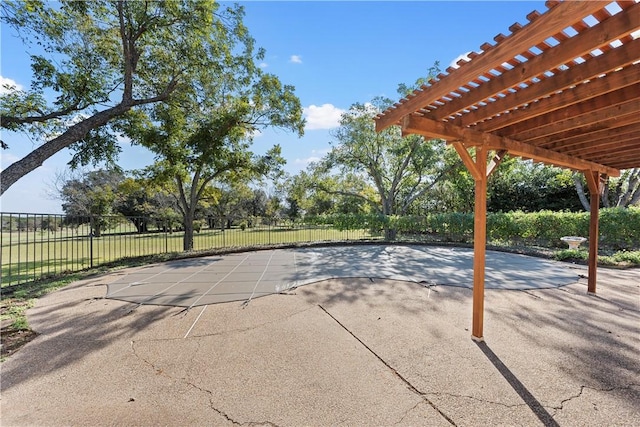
(1, 248), (638, 426)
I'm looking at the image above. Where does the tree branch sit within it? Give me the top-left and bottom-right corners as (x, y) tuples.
(313, 183), (381, 214)
(573, 173), (591, 212)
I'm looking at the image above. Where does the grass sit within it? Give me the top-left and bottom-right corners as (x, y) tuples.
(2, 225), (376, 287)
(1, 273), (84, 361)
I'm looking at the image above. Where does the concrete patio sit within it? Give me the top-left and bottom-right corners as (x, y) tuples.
(1, 246), (638, 426)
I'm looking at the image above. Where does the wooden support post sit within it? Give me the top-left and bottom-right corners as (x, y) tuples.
(584, 171), (601, 295)
(472, 146), (488, 340)
(451, 141), (491, 340)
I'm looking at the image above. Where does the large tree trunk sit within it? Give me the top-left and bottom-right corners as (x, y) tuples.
(1, 104), (131, 195)
(616, 168), (640, 207)
(183, 212), (195, 251)
(384, 227), (397, 241)
(381, 199), (397, 241)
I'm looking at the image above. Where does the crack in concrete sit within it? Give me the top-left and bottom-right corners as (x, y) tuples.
(425, 392), (556, 417)
(395, 400), (425, 425)
(423, 385), (640, 425)
(425, 390), (529, 410)
(520, 290), (542, 299)
(317, 304), (457, 426)
(188, 305), (315, 339)
(551, 383), (640, 416)
(129, 340), (280, 426)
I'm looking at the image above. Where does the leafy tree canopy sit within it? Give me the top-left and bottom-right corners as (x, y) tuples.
(1, 0), (258, 194)
(125, 34), (304, 250)
(319, 97), (451, 216)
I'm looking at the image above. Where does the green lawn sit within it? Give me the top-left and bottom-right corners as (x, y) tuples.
(1, 224), (377, 287)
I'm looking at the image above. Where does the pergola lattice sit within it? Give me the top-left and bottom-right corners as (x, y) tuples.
(375, 0), (640, 340)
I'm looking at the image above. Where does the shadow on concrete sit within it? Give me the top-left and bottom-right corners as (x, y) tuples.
(0, 281), (173, 393)
(476, 340), (560, 427)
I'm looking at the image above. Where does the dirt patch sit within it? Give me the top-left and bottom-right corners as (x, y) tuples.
(1, 327), (38, 360)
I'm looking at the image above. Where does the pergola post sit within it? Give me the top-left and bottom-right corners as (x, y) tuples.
(584, 171), (601, 295)
(472, 146), (488, 340)
(451, 141), (488, 340)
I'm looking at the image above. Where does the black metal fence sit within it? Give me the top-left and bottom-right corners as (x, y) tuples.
(0, 213), (387, 287)
(6, 210), (634, 288)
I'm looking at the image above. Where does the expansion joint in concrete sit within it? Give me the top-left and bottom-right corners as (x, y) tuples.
(317, 304), (457, 426)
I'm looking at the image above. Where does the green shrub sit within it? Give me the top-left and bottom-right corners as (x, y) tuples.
(599, 207), (640, 250)
(610, 250), (640, 264)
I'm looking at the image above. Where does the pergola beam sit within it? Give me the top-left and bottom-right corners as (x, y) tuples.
(376, 1), (608, 131)
(507, 98), (639, 142)
(537, 113), (640, 148)
(438, 4), (640, 124)
(375, 2), (639, 341)
(402, 115), (620, 176)
(471, 62), (640, 132)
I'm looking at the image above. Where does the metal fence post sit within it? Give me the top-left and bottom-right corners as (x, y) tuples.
(90, 216), (94, 268)
(165, 219), (168, 253)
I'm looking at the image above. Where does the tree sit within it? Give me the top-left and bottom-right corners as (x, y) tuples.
(316, 97), (451, 239)
(487, 160), (582, 212)
(396, 145), (473, 214)
(246, 188), (269, 219)
(283, 169), (375, 216)
(59, 169), (124, 236)
(574, 169), (640, 210)
(204, 182), (254, 230)
(115, 177), (168, 232)
(1, 0), (256, 194)
(129, 62), (304, 250)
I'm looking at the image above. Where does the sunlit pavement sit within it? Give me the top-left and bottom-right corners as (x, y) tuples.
(2, 246), (638, 426)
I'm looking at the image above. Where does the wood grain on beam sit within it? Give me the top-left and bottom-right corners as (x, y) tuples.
(524, 106), (639, 146)
(402, 114), (620, 176)
(471, 63), (640, 132)
(547, 123), (640, 152)
(375, 1), (607, 131)
(499, 87), (639, 138)
(431, 3), (640, 122)
(566, 138), (639, 157)
(536, 113), (639, 148)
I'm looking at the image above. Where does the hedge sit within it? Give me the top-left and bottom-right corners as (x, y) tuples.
(305, 207), (639, 250)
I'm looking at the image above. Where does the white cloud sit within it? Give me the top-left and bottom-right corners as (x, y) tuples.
(289, 55), (303, 64)
(0, 76), (24, 94)
(448, 52), (472, 69)
(303, 104), (345, 130)
(294, 148), (330, 166)
(259, 62), (268, 68)
(294, 156), (321, 166)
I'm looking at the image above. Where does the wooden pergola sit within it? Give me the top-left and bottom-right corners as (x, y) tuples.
(375, 0), (640, 340)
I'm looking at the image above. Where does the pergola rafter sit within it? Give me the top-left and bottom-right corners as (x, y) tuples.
(375, 0), (640, 340)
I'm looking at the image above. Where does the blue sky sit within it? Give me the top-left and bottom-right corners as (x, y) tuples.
(1, 1), (545, 213)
